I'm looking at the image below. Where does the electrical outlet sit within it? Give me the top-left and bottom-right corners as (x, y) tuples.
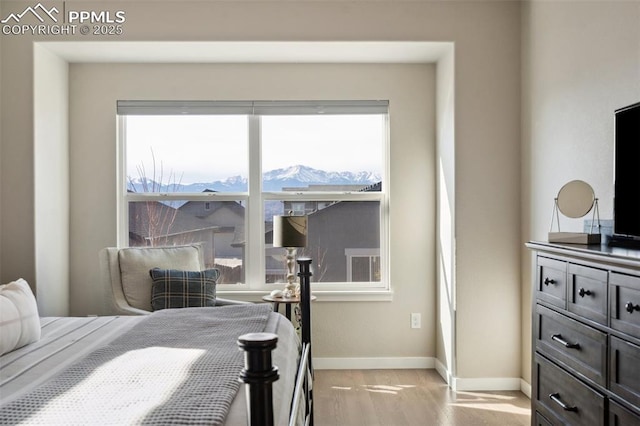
(411, 313), (421, 329)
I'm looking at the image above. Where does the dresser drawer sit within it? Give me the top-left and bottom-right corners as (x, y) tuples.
(535, 304), (606, 386)
(537, 257), (567, 309)
(609, 399), (640, 426)
(610, 273), (640, 339)
(534, 411), (553, 426)
(568, 263), (608, 326)
(610, 336), (640, 409)
(535, 355), (605, 425)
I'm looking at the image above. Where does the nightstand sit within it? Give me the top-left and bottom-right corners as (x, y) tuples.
(262, 294), (316, 321)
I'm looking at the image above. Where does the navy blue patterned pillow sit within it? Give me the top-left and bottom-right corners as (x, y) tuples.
(149, 268), (220, 311)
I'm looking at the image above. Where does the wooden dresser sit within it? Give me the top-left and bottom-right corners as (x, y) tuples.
(527, 241), (640, 426)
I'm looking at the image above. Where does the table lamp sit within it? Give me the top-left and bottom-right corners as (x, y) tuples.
(273, 214), (307, 297)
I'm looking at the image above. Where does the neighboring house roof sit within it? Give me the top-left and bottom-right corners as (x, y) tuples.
(129, 201), (220, 240)
(297, 181), (382, 215)
(282, 182), (381, 193)
(283, 184), (369, 192)
(360, 181), (382, 192)
(179, 189), (246, 218)
(134, 183), (381, 243)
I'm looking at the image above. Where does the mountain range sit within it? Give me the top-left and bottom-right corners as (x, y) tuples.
(128, 164), (381, 193)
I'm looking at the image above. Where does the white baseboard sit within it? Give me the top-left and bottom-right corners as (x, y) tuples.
(452, 376), (524, 392)
(313, 356), (435, 370)
(435, 361), (521, 391)
(435, 358), (451, 386)
(520, 379), (531, 398)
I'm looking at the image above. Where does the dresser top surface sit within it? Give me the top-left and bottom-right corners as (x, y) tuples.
(526, 241), (640, 268)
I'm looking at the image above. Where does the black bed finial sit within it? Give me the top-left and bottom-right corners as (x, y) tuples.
(238, 332), (279, 426)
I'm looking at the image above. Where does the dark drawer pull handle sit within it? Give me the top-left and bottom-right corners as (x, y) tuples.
(578, 288), (592, 298)
(549, 393), (578, 412)
(625, 302), (640, 314)
(544, 278), (555, 286)
(551, 334), (580, 349)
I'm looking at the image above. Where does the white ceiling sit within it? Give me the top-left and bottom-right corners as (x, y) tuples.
(39, 41), (452, 63)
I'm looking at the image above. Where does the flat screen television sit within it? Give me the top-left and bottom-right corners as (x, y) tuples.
(610, 101), (640, 248)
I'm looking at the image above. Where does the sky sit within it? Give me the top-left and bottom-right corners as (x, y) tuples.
(125, 114), (385, 184)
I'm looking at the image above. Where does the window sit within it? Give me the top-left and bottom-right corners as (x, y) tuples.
(118, 100), (389, 292)
(290, 203), (306, 216)
(346, 249), (381, 282)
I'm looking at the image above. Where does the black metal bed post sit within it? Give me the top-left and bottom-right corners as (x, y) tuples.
(297, 258), (312, 346)
(237, 332), (279, 426)
(297, 257), (314, 425)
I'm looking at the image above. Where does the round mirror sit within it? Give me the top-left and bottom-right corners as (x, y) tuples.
(556, 180), (595, 218)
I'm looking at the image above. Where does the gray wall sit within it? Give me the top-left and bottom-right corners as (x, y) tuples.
(67, 61), (437, 365)
(521, 0), (640, 385)
(1, 0), (522, 388)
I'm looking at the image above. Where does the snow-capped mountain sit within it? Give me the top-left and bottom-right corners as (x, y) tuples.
(262, 165), (380, 191)
(128, 165), (381, 193)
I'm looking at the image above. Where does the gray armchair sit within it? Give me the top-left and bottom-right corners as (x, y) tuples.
(99, 244), (247, 315)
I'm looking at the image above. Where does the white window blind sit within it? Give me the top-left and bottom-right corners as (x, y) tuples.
(117, 100), (388, 116)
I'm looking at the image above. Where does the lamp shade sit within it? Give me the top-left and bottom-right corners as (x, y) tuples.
(273, 215), (307, 248)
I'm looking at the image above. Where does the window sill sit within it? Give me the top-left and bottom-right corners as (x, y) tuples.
(217, 289), (394, 303)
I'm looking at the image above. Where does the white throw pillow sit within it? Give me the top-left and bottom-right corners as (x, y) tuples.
(0, 278), (41, 355)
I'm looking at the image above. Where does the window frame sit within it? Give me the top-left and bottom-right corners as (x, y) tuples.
(117, 100), (390, 295)
(345, 248), (381, 282)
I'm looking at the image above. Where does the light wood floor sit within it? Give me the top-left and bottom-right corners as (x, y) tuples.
(314, 369), (531, 426)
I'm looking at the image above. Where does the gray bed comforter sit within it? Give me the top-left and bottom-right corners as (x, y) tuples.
(0, 304), (276, 425)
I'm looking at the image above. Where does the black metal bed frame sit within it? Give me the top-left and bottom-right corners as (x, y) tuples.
(238, 258), (314, 426)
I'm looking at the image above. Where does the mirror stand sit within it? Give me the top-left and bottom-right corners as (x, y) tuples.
(548, 180), (602, 245)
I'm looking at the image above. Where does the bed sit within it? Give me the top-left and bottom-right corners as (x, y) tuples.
(0, 251), (314, 426)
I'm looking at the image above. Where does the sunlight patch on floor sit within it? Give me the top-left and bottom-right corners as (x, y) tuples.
(328, 381), (529, 417)
(331, 384), (417, 395)
(448, 391), (530, 416)
(454, 391), (519, 401)
(331, 386), (353, 391)
(448, 402), (531, 416)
